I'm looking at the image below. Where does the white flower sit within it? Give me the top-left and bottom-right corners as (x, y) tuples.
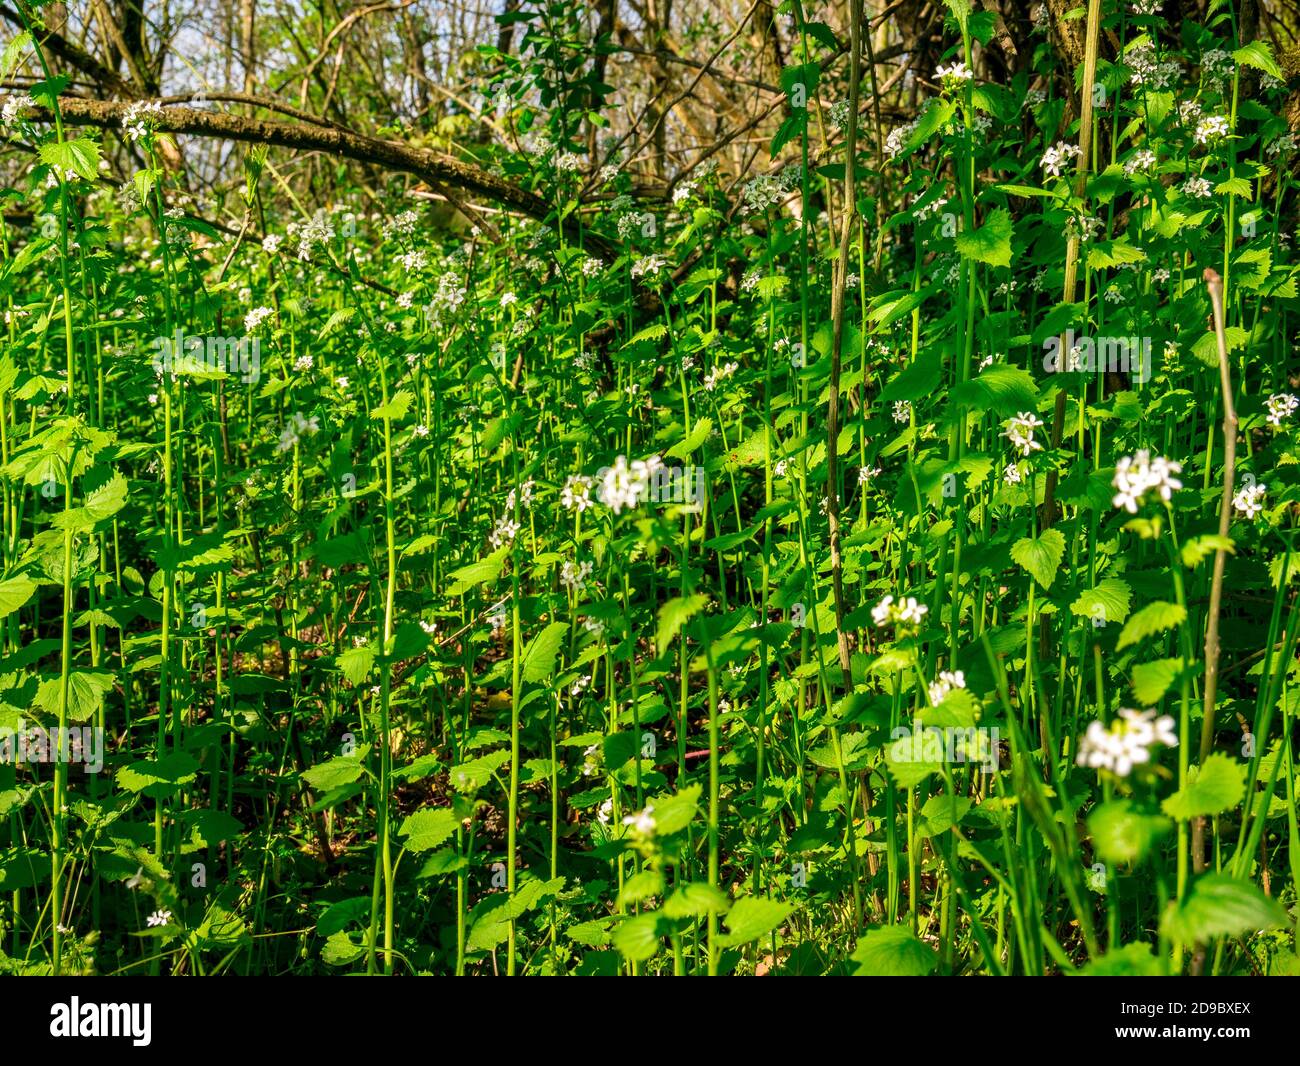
(1195, 114), (1230, 145)
(672, 181), (697, 205)
(560, 559), (593, 592)
(277, 412), (320, 452)
(505, 479), (535, 511)
(703, 361), (739, 391)
(413, 424), (429, 438)
(1123, 148), (1157, 176)
(597, 798), (613, 824)
(622, 804), (656, 836)
(928, 669), (967, 706)
(1111, 450), (1183, 513)
(296, 208), (336, 260)
(419, 619), (437, 635)
(858, 465), (881, 485)
(397, 291), (415, 310)
(1003, 463), (1022, 485)
(872, 594), (928, 629)
(335, 376), (349, 391)
(500, 292), (518, 309)
(1130, 0), (1161, 13)
(935, 61), (974, 85)
(631, 254), (667, 281)
(1265, 393), (1299, 427)
(0, 92), (35, 127)
(597, 455), (647, 514)
(892, 400), (911, 424)
(294, 354), (313, 371)
(1181, 176), (1213, 199)
(598, 164), (619, 184)
(561, 474), (595, 513)
(488, 515), (520, 548)
(1002, 411), (1044, 456)
(262, 234), (283, 254)
(774, 459), (788, 477)
(122, 100), (164, 142)
(1041, 141), (1082, 179)
(244, 305), (274, 332)
(146, 909), (172, 928)
(1232, 482), (1266, 520)
(1076, 708), (1177, 777)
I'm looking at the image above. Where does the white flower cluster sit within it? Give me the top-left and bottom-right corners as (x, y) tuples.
(934, 61), (974, 86)
(561, 473), (595, 513)
(123, 100), (164, 142)
(489, 514), (520, 549)
(704, 361), (739, 391)
(1076, 708), (1177, 777)
(596, 454), (665, 514)
(560, 559), (593, 592)
(631, 254), (667, 281)
(1002, 412), (1044, 457)
(740, 168), (800, 213)
(1126, 44), (1180, 90)
(1232, 482), (1266, 520)
(1123, 148), (1157, 176)
(276, 412), (319, 452)
(383, 209), (419, 240)
(1265, 393), (1299, 427)
(892, 400), (911, 423)
(1181, 175), (1212, 199)
(927, 669), (966, 706)
(1041, 141), (1082, 179)
(871, 594), (929, 628)
(294, 209), (335, 261)
(1111, 450), (1183, 513)
(1195, 114), (1230, 145)
(244, 305), (274, 332)
(1200, 48), (1234, 82)
(1, 92), (35, 128)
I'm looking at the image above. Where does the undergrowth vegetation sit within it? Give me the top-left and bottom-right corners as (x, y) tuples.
(0, 0), (1299, 975)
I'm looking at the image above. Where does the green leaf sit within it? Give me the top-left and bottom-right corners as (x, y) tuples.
(1087, 799), (1171, 865)
(1011, 528), (1065, 590)
(445, 548), (508, 596)
(1080, 943), (1164, 976)
(337, 645), (375, 686)
(1161, 873), (1288, 944)
(34, 669), (114, 722)
(1069, 577), (1132, 627)
(656, 594), (708, 654)
(1233, 40), (1283, 82)
(611, 912), (663, 961)
(39, 138), (101, 182)
(955, 208), (1012, 268)
(0, 575), (37, 621)
(521, 621), (567, 683)
(665, 417), (712, 461)
(399, 808), (460, 853)
(370, 390), (412, 422)
(0, 31), (32, 79)
(718, 896), (794, 946)
(1161, 754), (1246, 820)
(647, 783), (701, 835)
(301, 756), (365, 792)
(117, 753), (199, 795)
(1130, 657), (1184, 705)
(661, 881), (731, 918)
(1117, 601), (1186, 650)
(950, 364), (1038, 416)
(850, 924), (939, 976)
